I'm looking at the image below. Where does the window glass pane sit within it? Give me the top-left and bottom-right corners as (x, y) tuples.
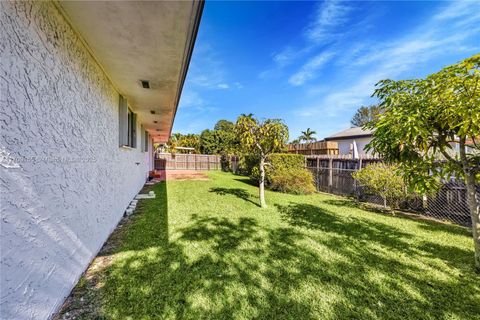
(127, 109), (132, 147)
(118, 95), (128, 146)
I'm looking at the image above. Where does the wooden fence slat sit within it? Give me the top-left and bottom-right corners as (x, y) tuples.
(155, 153), (223, 171)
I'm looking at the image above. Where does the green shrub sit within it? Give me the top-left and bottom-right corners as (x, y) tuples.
(251, 153), (305, 183)
(270, 168), (316, 194)
(352, 163), (406, 209)
(248, 153), (314, 194)
(235, 154), (260, 176)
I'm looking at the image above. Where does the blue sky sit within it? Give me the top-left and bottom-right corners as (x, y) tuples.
(173, 0), (480, 140)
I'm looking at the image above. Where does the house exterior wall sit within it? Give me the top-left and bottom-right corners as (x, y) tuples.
(1, 2), (152, 319)
(334, 137), (373, 155)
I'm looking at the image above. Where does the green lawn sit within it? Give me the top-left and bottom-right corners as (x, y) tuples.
(59, 171), (479, 320)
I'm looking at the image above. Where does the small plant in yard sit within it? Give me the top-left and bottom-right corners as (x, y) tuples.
(353, 163), (406, 209)
(236, 114), (289, 208)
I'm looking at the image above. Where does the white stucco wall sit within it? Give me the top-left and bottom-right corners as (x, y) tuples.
(334, 137), (373, 155)
(0, 2), (152, 319)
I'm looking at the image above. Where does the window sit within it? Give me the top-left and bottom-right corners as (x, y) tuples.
(118, 94), (136, 148)
(128, 108), (137, 148)
(144, 130), (149, 152)
(140, 125), (149, 152)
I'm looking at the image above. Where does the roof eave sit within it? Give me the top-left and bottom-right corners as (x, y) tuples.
(163, 0), (204, 143)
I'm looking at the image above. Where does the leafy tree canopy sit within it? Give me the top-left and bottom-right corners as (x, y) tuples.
(366, 54), (480, 269)
(199, 120), (239, 155)
(351, 105), (383, 127)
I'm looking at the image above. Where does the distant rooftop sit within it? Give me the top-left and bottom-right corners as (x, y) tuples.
(325, 127), (375, 140)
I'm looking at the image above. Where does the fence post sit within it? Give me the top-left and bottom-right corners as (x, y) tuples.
(328, 158), (333, 193)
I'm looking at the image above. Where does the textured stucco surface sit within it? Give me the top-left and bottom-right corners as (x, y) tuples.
(0, 2), (151, 319)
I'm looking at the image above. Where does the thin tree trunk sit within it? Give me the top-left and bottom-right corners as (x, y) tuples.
(459, 137), (480, 270)
(259, 156), (267, 208)
(465, 171), (480, 270)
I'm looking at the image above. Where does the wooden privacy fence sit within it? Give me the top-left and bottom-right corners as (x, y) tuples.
(154, 153), (221, 170)
(305, 154), (381, 194)
(305, 154), (477, 227)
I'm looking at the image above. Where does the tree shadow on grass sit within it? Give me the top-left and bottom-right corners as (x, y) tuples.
(210, 187), (260, 207)
(59, 190), (480, 320)
(275, 202), (480, 319)
(323, 198), (473, 239)
(234, 177), (258, 187)
(275, 202), (415, 254)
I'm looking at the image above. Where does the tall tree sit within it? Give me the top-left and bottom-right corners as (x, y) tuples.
(299, 128), (317, 155)
(351, 105), (383, 127)
(177, 134), (200, 153)
(236, 115), (289, 208)
(366, 54), (480, 269)
(199, 120), (239, 155)
(199, 129), (218, 154)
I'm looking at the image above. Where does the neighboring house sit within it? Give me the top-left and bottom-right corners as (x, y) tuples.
(324, 127), (375, 156)
(0, 1), (203, 319)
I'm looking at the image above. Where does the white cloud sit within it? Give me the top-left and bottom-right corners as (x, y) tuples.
(295, 0), (480, 118)
(260, 0), (352, 79)
(217, 83), (230, 89)
(187, 43), (239, 91)
(305, 0), (352, 43)
(288, 50), (335, 86)
(178, 90), (218, 114)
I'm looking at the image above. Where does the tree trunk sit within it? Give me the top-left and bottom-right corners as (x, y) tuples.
(259, 156), (267, 208)
(459, 137), (480, 270)
(465, 171), (480, 270)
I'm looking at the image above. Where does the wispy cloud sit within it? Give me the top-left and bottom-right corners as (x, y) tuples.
(178, 89), (218, 113)
(295, 0), (480, 118)
(187, 43), (239, 90)
(260, 0), (355, 83)
(259, 1), (352, 79)
(288, 50), (335, 86)
(217, 83), (229, 89)
(304, 0), (352, 43)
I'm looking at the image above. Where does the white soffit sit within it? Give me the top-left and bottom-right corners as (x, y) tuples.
(58, 0), (203, 142)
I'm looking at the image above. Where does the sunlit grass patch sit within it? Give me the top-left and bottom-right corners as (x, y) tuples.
(57, 171), (480, 320)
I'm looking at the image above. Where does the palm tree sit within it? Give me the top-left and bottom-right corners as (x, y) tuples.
(299, 128), (317, 155)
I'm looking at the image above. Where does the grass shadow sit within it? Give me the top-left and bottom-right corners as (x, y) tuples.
(233, 177), (258, 187)
(275, 202), (415, 253)
(210, 187), (260, 207)
(324, 198), (472, 238)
